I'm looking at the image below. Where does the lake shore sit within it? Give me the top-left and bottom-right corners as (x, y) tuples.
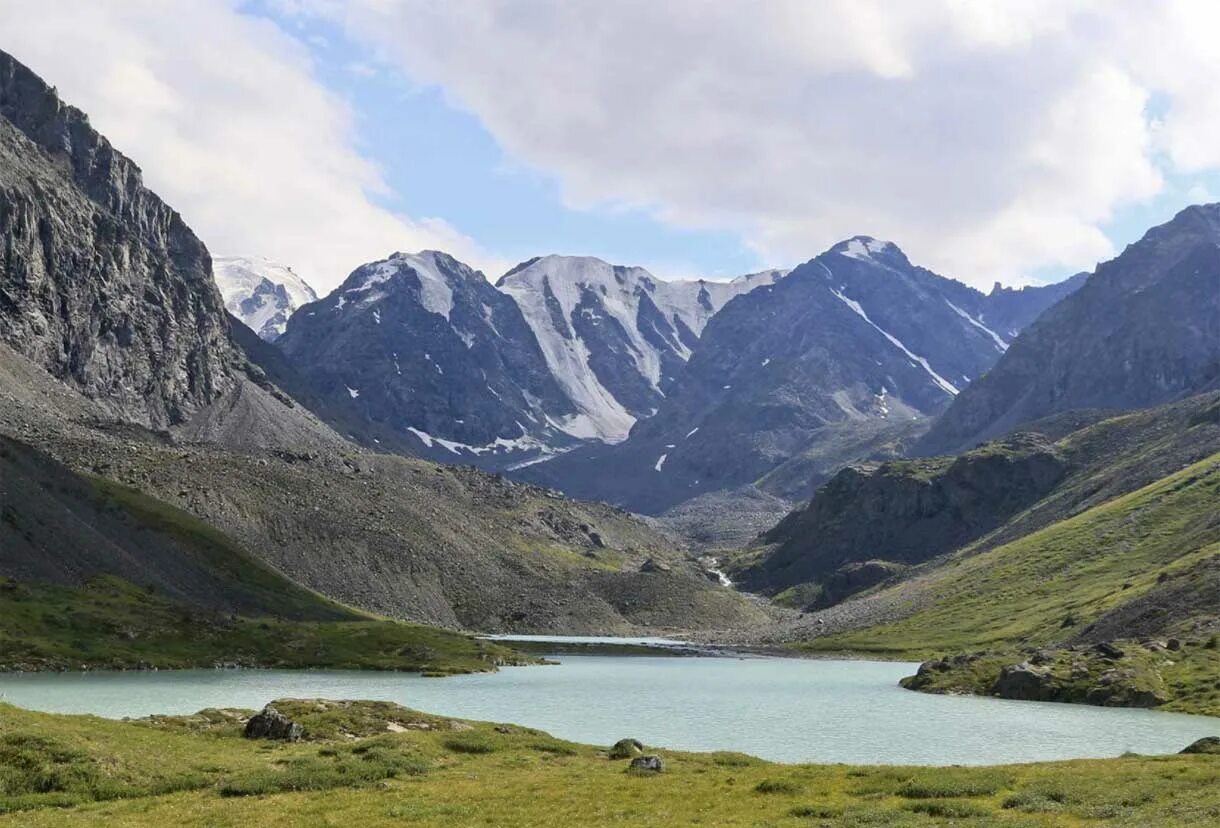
(2, 696), (1220, 826)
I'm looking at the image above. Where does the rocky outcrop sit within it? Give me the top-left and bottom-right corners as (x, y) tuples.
(902, 643), (1172, 710)
(244, 705), (304, 741)
(737, 433), (1066, 599)
(921, 203), (1220, 456)
(0, 49), (236, 428)
(991, 662), (1056, 701)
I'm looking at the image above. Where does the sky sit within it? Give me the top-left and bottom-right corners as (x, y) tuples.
(4, 1), (1220, 293)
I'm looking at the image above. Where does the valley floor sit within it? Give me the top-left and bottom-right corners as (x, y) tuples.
(3, 699), (1220, 826)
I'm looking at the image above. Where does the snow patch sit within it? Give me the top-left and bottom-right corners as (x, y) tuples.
(498, 256), (785, 442)
(838, 237), (894, 263)
(213, 256), (318, 339)
(654, 453), (668, 472)
(945, 300), (1008, 351)
(348, 251), (456, 320)
(820, 263), (959, 396)
(345, 386), (360, 399)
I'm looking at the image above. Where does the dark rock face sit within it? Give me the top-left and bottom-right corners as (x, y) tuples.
(738, 433), (1066, 598)
(627, 755), (664, 773)
(244, 705), (304, 741)
(0, 50), (235, 428)
(277, 251), (579, 467)
(921, 204), (1220, 456)
(805, 560), (903, 610)
(521, 238), (1079, 514)
(978, 273), (1089, 339)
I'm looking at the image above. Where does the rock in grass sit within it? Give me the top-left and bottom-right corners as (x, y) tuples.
(1181, 736), (1220, 755)
(244, 705), (304, 741)
(609, 738), (644, 759)
(627, 755), (665, 773)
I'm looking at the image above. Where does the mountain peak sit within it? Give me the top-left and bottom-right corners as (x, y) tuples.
(214, 256), (317, 341)
(335, 250), (485, 320)
(829, 236), (909, 268)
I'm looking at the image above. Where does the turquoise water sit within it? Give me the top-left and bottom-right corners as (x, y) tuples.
(481, 634), (688, 645)
(3, 654), (1217, 765)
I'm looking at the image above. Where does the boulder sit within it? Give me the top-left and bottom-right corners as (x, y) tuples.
(609, 738), (644, 759)
(640, 558), (672, 574)
(627, 755), (665, 773)
(1181, 736), (1220, 755)
(243, 705), (304, 741)
(991, 662), (1055, 701)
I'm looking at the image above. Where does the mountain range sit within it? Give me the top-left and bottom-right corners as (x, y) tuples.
(267, 252), (783, 468)
(220, 238), (1077, 525)
(6, 41), (1220, 711)
(517, 238), (1082, 518)
(0, 48), (758, 636)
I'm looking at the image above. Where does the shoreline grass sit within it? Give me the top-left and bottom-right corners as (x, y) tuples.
(1, 700), (1219, 826)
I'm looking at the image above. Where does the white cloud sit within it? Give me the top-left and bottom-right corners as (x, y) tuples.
(0, 0), (504, 293)
(290, 0), (1220, 287)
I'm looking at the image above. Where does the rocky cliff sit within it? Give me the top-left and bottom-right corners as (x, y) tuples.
(0, 49), (235, 428)
(738, 433), (1067, 601)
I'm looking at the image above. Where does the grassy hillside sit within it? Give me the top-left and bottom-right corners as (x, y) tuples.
(802, 451), (1220, 656)
(0, 576), (528, 674)
(735, 392), (1220, 608)
(2, 701), (1219, 825)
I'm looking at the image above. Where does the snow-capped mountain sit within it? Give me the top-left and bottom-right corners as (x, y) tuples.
(274, 252), (784, 467)
(496, 255), (784, 442)
(520, 237), (1083, 513)
(276, 251), (583, 467)
(214, 257), (317, 341)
